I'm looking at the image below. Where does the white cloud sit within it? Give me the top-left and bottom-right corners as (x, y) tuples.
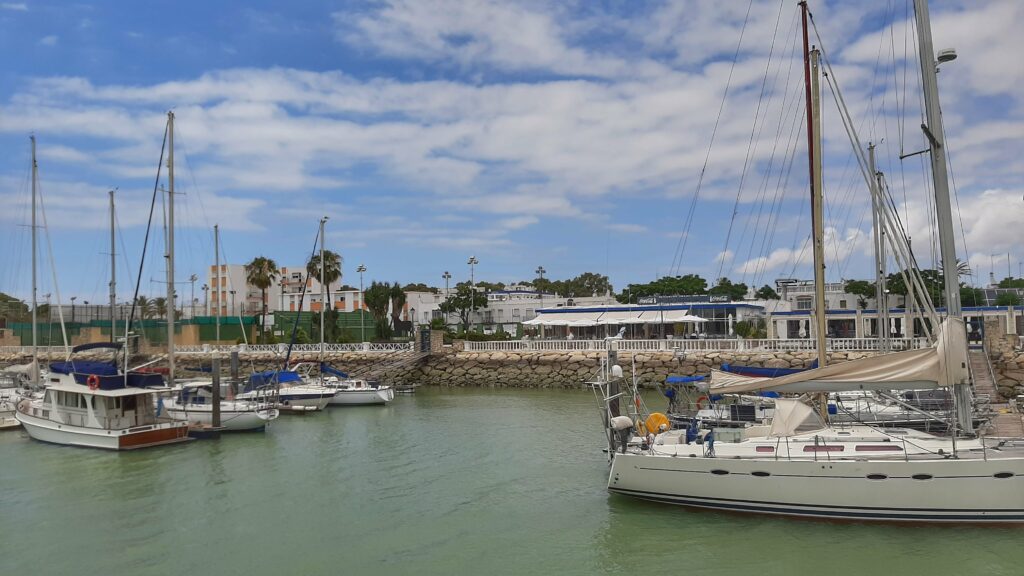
(608, 223), (647, 234)
(37, 35), (57, 46)
(1, 3), (27, 11)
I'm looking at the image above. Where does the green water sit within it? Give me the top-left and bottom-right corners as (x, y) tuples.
(2, 388), (1022, 575)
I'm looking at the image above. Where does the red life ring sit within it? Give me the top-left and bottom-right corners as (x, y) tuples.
(696, 394), (710, 410)
(86, 374), (100, 390)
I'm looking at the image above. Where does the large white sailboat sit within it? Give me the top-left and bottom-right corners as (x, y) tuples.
(601, 0), (1024, 523)
(162, 381), (279, 432)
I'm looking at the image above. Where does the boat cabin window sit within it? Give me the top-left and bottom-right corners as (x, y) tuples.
(755, 446), (775, 453)
(855, 445), (902, 452)
(123, 396), (138, 411)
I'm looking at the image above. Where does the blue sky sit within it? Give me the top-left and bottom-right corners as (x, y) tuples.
(1, 0), (1022, 306)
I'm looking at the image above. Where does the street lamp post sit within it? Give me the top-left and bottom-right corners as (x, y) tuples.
(467, 256), (478, 332)
(201, 284), (209, 315)
(442, 271), (452, 330)
(535, 265), (546, 339)
(189, 274), (197, 319)
(357, 264), (366, 343)
(70, 296), (77, 324)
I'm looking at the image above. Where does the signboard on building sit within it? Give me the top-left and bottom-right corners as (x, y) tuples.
(636, 295), (731, 305)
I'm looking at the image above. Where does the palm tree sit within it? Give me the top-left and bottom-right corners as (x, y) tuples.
(152, 297), (167, 320)
(389, 282), (407, 335)
(306, 249), (342, 311)
(363, 281), (392, 339)
(245, 256), (279, 343)
(134, 296), (152, 319)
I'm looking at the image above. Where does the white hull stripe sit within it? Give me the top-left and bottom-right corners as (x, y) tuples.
(609, 487), (1024, 521)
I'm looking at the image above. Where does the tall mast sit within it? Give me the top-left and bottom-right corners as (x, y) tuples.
(801, 2), (827, 368)
(30, 136), (39, 386)
(109, 190), (117, 340)
(913, 0), (971, 433)
(166, 111), (176, 384)
(214, 224), (220, 342)
(868, 144), (889, 352)
(319, 217), (327, 369)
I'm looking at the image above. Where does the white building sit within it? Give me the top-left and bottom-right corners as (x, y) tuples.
(207, 263), (350, 316)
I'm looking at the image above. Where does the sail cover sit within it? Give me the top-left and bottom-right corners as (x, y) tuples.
(710, 318), (968, 394)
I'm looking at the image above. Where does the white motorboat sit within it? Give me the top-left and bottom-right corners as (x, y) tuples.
(162, 381), (279, 432)
(15, 343), (191, 450)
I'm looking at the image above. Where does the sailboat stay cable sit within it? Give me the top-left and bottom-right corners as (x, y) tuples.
(282, 226), (325, 371)
(33, 178), (71, 359)
(716, 0), (787, 282)
(125, 120), (169, 343)
(669, 0), (755, 276)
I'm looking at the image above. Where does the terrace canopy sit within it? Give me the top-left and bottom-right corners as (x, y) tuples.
(524, 308), (706, 326)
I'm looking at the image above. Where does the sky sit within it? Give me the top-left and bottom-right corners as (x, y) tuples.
(0, 0), (1021, 306)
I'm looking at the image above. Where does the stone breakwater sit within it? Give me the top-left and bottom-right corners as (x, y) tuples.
(408, 350), (869, 389)
(5, 348), (1024, 400)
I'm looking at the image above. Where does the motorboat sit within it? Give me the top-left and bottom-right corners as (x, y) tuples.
(15, 343), (191, 450)
(161, 381), (279, 432)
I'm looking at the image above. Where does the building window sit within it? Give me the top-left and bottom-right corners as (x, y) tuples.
(795, 296), (813, 310)
(525, 308), (534, 317)
(839, 299), (848, 309)
(513, 308), (521, 318)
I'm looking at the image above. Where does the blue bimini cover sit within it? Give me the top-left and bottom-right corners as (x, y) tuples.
(49, 361), (118, 377)
(247, 370), (301, 391)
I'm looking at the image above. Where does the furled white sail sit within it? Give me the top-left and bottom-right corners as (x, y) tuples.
(710, 318), (968, 394)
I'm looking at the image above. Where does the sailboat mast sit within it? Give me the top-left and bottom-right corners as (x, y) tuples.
(868, 144), (889, 352)
(30, 136), (39, 386)
(913, 0), (971, 434)
(214, 224), (220, 342)
(166, 111), (176, 384)
(319, 217), (327, 369)
(110, 190), (117, 339)
(800, 2), (827, 368)
(913, 0), (960, 319)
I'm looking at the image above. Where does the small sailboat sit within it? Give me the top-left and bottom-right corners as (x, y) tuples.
(311, 363), (394, 406)
(162, 381), (279, 432)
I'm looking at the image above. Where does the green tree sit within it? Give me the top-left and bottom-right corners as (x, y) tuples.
(615, 274), (707, 303)
(134, 296), (153, 319)
(708, 277), (748, 301)
(0, 293), (29, 321)
(245, 256), (279, 343)
(996, 292), (1022, 306)
(439, 282), (488, 332)
(754, 284), (780, 300)
(389, 282), (407, 334)
(402, 283), (439, 294)
(961, 287), (985, 307)
(363, 281), (393, 339)
(998, 278), (1024, 289)
(307, 249), (342, 304)
(844, 279), (876, 309)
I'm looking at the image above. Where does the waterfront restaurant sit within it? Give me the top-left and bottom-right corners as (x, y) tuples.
(524, 298), (765, 339)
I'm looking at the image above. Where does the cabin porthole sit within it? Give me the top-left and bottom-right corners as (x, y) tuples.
(911, 474), (933, 481)
(994, 472), (1015, 479)
(751, 471), (771, 478)
(866, 473), (887, 480)
(710, 469), (730, 476)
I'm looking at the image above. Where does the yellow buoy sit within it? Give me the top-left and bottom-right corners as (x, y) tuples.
(645, 412), (670, 435)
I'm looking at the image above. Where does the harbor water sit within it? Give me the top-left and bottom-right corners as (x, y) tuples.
(2, 388), (1023, 575)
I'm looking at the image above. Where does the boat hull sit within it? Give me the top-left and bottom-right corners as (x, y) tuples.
(608, 452), (1024, 522)
(328, 388), (394, 406)
(15, 410), (190, 450)
(163, 406), (278, 432)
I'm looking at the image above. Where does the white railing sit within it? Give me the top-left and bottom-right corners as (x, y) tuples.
(461, 337), (930, 353)
(0, 343), (414, 356)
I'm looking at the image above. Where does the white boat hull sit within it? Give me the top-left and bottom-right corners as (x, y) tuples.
(608, 451), (1024, 522)
(163, 404), (278, 432)
(328, 387), (394, 406)
(15, 409), (190, 450)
